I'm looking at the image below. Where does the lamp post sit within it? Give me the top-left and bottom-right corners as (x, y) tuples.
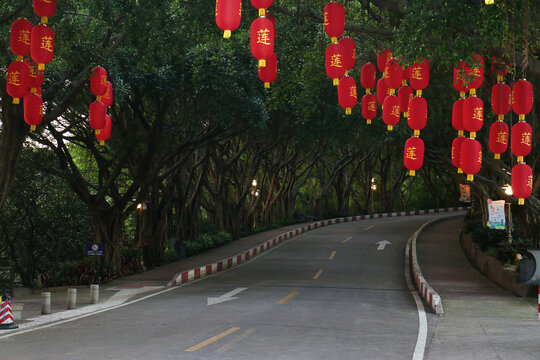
(370, 178), (377, 213)
(250, 180), (259, 229)
(503, 184), (513, 244)
(136, 201), (147, 270)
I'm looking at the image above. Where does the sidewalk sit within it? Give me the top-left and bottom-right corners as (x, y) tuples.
(8, 222), (309, 326)
(416, 217), (540, 360)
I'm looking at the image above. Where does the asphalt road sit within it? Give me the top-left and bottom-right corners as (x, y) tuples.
(1, 214), (442, 360)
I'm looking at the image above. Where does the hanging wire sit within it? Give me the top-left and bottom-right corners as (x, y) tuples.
(521, 0), (529, 78)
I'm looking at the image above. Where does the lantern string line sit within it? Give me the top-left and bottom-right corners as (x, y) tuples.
(521, 0), (529, 78)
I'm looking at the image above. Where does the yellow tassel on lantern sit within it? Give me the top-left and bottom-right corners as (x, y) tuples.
(497, 74), (503, 83)
(387, 125), (393, 131)
(259, 59), (266, 68)
(470, 132), (476, 139)
(31, 88), (37, 94)
(38, 63), (45, 71)
(467, 174), (474, 181)
(16, 56), (23, 62)
(409, 170), (416, 176)
(517, 156), (524, 163)
(458, 130), (464, 136)
(519, 114), (525, 121)
(367, 119), (372, 125)
(13, 98), (20, 105)
(223, 30), (232, 39)
(498, 114), (504, 121)
(346, 108), (351, 115)
(469, 88), (476, 95)
(494, 154), (501, 159)
(414, 130), (420, 136)
(100, 140), (105, 146)
(95, 129), (101, 135)
(404, 112), (409, 118)
(331, 37), (337, 44)
(30, 125), (36, 131)
(264, 82), (270, 89)
(402, 80), (407, 86)
(416, 90), (422, 96)
(518, 198), (525, 205)
(41, 16), (48, 24)
(333, 78), (339, 86)
(458, 168), (463, 174)
(97, 96), (102, 101)
(345, 70), (349, 76)
(460, 91), (465, 98)
(389, 89), (396, 95)
(259, 9), (266, 17)
(366, 89), (371, 94)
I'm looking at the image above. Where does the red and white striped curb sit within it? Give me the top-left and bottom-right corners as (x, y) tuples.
(168, 207), (469, 287)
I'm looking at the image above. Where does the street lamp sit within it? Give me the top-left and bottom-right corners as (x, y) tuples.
(370, 178), (377, 213)
(503, 184), (513, 243)
(250, 180), (259, 229)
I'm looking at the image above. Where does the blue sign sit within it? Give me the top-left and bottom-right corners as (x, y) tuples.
(86, 243), (105, 256)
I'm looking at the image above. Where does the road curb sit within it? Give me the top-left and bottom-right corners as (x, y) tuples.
(407, 214), (467, 315)
(168, 207), (470, 288)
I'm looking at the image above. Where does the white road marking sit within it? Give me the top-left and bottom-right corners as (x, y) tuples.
(405, 237), (428, 360)
(376, 240), (392, 250)
(207, 288), (248, 306)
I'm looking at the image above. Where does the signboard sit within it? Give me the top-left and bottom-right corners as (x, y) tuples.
(459, 184), (471, 202)
(487, 199), (506, 230)
(86, 243), (105, 256)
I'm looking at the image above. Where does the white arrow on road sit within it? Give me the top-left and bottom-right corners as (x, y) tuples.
(207, 288), (248, 306)
(376, 240), (392, 250)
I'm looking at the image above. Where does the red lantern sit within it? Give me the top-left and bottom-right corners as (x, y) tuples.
(251, 17), (275, 68)
(102, 81), (114, 108)
(90, 66), (108, 99)
(451, 136), (466, 173)
(452, 98), (465, 134)
(338, 37), (355, 72)
(398, 85), (413, 117)
(511, 163), (533, 205)
(376, 78), (391, 105)
(33, 0), (56, 24)
(324, 2), (344, 43)
(325, 43), (345, 86)
(30, 24), (54, 71)
(410, 58), (429, 95)
(24, 93), (43, 131)
(33, 87), (43, 97)
(491, 82), (511, 118)
(28, 61), (44, 92)
(96, 114), (112, 146)
(376, 49), (392, 73)
(402, 66), (412, 84)
(338, 76), (357, 115)
(251, 0), (273, 12)
(360, 63), (376, 92)
(488, 121), (509, 159)
(460, 138), (482, 181)
(89, 101), (106, 134)
(10, 19), (32, 59)
(454, 60), (470, 96)
(258, 53), (277, 88)
(512, 79), (533, 120)
(511, 121), (532, 162)
(6, 61), (30, 104)
(382, 95), (400, 130)
(407, 96), (427, 135)
(468, 53), (484, 92)
(362, 93), (377, 124)
(215, 0), (242, 39)
(383, 58), (402, 90)
(462, 95), (484, 138)
(404, 136), (424, 176)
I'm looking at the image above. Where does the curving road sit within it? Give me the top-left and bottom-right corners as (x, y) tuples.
(1, 214), (446, 360)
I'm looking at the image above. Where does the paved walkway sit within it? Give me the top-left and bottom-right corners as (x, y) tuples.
(417, 217), (540, 360)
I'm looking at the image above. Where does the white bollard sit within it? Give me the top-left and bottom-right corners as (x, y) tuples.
(90, 285), (99, 304)
(67, 288), (77, 310)
(41, 292), (51, 315)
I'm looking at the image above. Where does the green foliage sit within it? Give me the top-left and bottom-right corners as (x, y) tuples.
(185, 231), (233, 257)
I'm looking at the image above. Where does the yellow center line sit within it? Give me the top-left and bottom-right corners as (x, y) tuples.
(276, 291), (300, 304)
(342, 237), (352, 243)
(217, 329), (255, 353)
(313, 269), (324, 280)
(329, 250), (336, 260)
(364, 225), (375, 231)
(185, 327), (241, 352)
